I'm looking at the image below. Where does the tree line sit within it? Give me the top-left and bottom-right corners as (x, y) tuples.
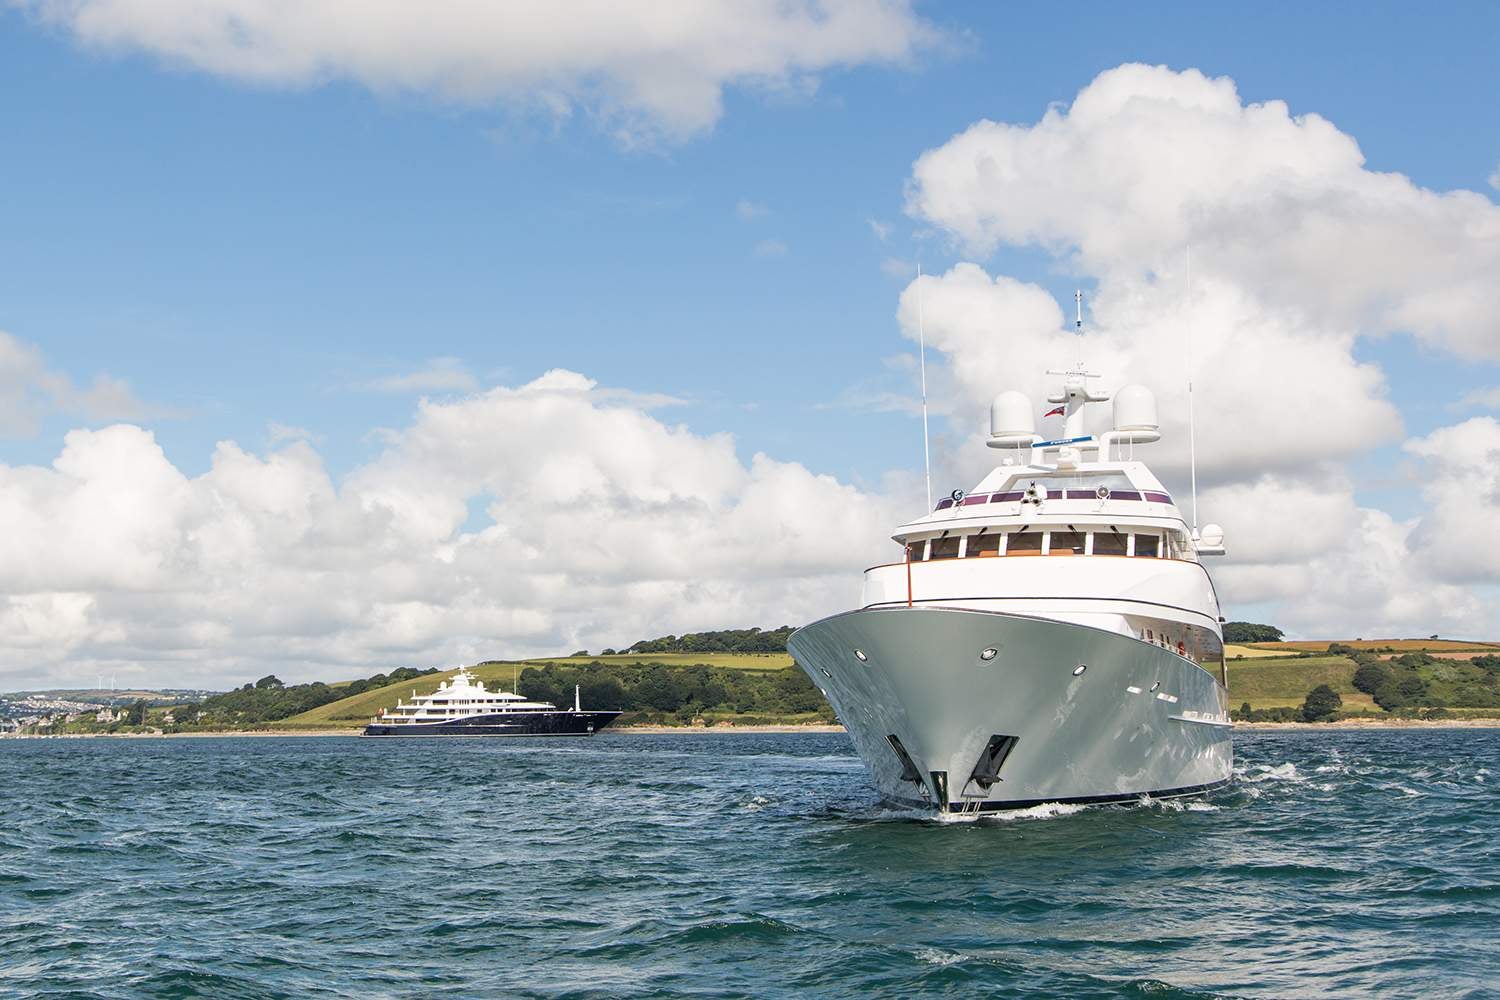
(1344, 649), (1500, 710)
(191, 667), (442, 725)
(579, 626), (797, 657)
(519, 660), (830, 723)
(1222, 622), (1284, 644)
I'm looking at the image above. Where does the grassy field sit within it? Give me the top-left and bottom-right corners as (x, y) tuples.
(277, 652), (797, 729)
(1226, 655), (1377, 711)
(1249, 639), (1500, 653)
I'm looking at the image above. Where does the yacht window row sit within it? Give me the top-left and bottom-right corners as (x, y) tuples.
(908, 528), (1192, 561)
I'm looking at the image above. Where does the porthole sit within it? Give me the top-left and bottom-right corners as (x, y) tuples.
(979, 647), (999, 661)
(853, 648), (868, 663)
(1072, 664), (1088, 676)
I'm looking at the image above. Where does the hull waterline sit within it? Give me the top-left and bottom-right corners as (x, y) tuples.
(362, 711), (621, 737)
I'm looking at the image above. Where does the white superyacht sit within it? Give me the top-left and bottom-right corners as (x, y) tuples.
(789, 363), (1232, 813)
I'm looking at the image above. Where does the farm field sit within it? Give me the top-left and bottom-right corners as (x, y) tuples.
(1249, 639), (1499, 653)
(1224, 644), (1285, 659)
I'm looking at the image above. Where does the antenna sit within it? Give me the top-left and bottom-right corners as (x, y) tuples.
(1186, 246), (1199, 537)
(1074, 289), (1084, 368)
(917, 263), (932, 511)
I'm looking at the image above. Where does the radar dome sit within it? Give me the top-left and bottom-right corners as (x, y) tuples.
(988, 391), (1037, 449)
(1111, 384), (1161, 444)
(1200, 523), (1224, 547)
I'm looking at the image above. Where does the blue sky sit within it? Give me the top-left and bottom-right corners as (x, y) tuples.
(2, 1), (1499, 684)
(4, 2), (1495, 490)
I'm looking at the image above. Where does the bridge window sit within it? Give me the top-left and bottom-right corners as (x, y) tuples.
(930, 535), (961, 560)
(967, 532), (1002, 558)
(1091, 529), (1129, 556)
(1007, 529), (1043, 555)
(1046, 531), (1086, 555)
(1133, 533), (1160, 558)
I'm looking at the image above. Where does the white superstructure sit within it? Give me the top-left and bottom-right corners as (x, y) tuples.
(789, 362), (1233, 813)
(371, 668), (566, 727)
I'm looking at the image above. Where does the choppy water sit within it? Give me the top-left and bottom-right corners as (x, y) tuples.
(1, 730), (1497, 999)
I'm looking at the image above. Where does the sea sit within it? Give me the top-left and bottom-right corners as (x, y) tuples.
(1, 729), (1496, 999)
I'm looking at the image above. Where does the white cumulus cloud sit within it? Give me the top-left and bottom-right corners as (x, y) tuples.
(0, 370), (907, 689)
(895, 63), (1500, 637)
(20, 0), (939, 143)
(1403, 417), (1500, 584)
(907, 63), (1500, 360)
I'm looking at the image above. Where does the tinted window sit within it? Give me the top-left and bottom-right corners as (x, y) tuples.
(1048, 531), (1086, 555)
(1007, 530), (1043, 554)
(1092, 530), (1129, 556)
(967, 533), (1002, 557)
(1134, 534), (1160, 557)
(930, 536), (961, 560)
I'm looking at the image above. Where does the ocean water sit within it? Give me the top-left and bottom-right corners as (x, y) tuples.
(1, 730), (1496, 999)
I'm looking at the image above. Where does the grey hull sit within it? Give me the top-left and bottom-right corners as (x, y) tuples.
(788, 606), (1232, 812)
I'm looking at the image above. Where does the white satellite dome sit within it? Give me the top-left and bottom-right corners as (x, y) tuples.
(1111, 384), (1161, 444)
(988, 391), (1037, 448)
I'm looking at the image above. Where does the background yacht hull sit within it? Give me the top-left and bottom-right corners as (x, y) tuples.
(789, 607), (1231, 812)
(363, 711), (621, 737)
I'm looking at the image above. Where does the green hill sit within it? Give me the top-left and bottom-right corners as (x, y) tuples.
(1228, 648), (1500, 719)
(1226, 655), (1377, 712)
(278, 652), (800, 729)
(247, 640), (1500, 732)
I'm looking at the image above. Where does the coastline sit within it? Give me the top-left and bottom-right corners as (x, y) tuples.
(1, 723), (850, 739)
(1233, 717), (1500, 731)
(8, 719), (1500, 739)
(613, 723), (847, 734)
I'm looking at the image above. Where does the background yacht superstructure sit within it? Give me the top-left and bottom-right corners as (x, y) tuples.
(363, 667), (620, 737)
(789, 363), (1232, 812)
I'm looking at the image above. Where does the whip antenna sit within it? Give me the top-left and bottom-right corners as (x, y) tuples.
(917, 263), (932, 511)
(1187, 246), (1199, 538)
(1074, 289), (1084, 368)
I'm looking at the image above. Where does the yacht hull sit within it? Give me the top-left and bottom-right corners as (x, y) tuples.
(788, 606), (1231, 812)
(362, 711), (621, 737)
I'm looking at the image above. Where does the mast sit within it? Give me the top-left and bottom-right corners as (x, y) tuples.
(1074, 289), (1084, 366)
(1186, 247), (1199, 537)
(917, 263), (932, 510)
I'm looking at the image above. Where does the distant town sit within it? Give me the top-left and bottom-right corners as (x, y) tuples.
(0, 689), (216, 734)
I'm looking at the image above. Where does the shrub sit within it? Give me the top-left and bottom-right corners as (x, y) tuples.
(1301, 685), (1342, 722)
(1352, 662), (1391, 695)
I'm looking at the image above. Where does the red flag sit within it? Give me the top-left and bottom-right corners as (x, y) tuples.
(1043, 405), (1065, 418)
